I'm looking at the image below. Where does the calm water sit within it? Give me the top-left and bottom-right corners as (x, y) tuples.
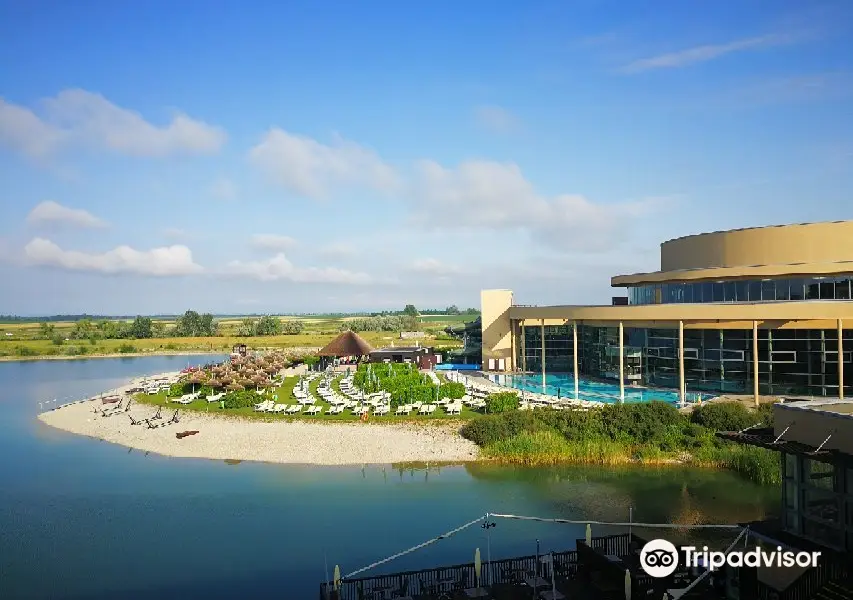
(487, 372), (713, 404)
(0, 356), (778, 599)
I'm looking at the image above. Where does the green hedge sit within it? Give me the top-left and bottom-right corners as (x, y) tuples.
(459, 401), (780, 485)
(485, 391), (520, 414)
(353, 363), (464, 408)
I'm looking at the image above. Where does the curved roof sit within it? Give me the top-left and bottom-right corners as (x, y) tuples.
(317, 330), (374, 357)
(613, 221), (853, 286)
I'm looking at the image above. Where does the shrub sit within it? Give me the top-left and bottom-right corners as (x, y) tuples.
(690, 401), (757, 432)
(756, 401), (776, 428)
(15, 346), (38, 357)
(281, 320), (304, 335)
(51, 333), (65, 345)
(460, 411), (543, 445)
(485, 391), (520, 414)
(222, 390), (261, 409)
(118, 343), (137, 354)
(438, 382), (465, 399)
(63, 345), (83, 356)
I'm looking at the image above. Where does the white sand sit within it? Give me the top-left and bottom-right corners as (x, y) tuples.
(38, 381), (480, 465)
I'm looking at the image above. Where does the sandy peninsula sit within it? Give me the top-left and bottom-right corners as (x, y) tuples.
(38, 392), (480, 465)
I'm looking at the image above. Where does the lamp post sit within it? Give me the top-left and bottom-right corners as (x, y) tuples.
(481, 519), (496, 586)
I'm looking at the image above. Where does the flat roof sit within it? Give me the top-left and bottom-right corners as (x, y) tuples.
(371, 347), (431, 353)
(660, 220), (853, 246)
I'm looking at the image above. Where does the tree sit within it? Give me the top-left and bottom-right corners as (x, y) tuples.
(237, 318), (256, 337)
(255, 315), (283, 336)
(38, 322), (55, 340)
(151, 321), (167, 338)
(129, 316), (153, 339)
(402, 315), (420, 331)
(71, 318), (94, 340)
(445, 305), (460, 315)
(281, 319), (304, 335)
(465, 308), (479, 314)
(174, 310), (217, 337)
(402, 304), (419, 317)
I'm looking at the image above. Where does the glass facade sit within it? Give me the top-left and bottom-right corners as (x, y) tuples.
(627, 276), (853, 305)
(780, 453), (853, 550)
(517, 324), (853, 397)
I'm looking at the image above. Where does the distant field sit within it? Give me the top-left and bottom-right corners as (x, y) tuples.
(0, 314), (467, 359)
(419, 314), (476, 323)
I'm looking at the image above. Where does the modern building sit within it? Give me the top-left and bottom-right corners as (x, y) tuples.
(717, 400), (852, 595)
(481, 221), (853, 404)
(443, 316), (483, 365)
(368, 345), (438, 369)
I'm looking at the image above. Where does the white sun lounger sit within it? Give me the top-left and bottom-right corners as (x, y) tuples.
(286, 404), (303, 414)
(305, 405), (322, 415)
(273, 404), (286, 413)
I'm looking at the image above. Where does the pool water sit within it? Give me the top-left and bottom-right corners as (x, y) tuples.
(486, 373), (713, 404)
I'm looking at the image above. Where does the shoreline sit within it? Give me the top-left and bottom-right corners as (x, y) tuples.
(37, 372), (481, 465)
(1, 350), (227, 362)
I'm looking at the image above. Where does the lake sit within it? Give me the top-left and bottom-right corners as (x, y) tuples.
(0, 355), (781, 599)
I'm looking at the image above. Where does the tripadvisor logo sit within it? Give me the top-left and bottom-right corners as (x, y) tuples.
(640, 539), (821, 578)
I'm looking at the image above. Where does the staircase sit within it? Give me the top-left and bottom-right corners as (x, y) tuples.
(815, 579), (853, 600)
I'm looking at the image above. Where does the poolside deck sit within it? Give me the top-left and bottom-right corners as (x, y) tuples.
(319, 533), (730, 600)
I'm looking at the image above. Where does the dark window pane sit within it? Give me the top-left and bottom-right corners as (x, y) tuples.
(785, 453), (797, 479)
(785, 481), (798, 509)
(694, 284), (703, 303)
(684, 284), (694, 303)
(702, 283), (713, 303)
(819, 279), (835, 300)
(806, 279), (820, 300)
(724, 281), (737, 302)
(735, 281), (748, 302)
(803, 518), (842, 548)
(789, 279), (805, 300)
(835, 278), (850, 300)
(775, 280), (790, 300)
(712, 283), (724, 302)
(762, 280), (776, 301)
(749, 281), (762, 301)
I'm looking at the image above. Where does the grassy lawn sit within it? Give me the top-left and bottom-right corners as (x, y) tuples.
(135, 375), (479, 423)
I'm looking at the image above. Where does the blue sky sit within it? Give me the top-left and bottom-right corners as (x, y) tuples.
(1, 0), (852, 315)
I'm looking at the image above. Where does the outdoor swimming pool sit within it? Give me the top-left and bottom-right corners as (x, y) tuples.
(486, 373), (714, 404)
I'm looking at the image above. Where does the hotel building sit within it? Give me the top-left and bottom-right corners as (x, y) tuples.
(481, 221), (853, 404)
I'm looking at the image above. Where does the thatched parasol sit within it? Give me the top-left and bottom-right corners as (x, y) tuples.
(318, 331), (374, 357)
(207, 378), (222, 388)
(226, 382), (244, 392)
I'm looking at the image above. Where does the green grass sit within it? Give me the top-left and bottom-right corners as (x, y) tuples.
(135, 375), (479, 423)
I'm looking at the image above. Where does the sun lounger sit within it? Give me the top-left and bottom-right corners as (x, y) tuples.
(286, 404), (303, 414)
(273, 404), (286, 413)
(305, 405), (322, 415)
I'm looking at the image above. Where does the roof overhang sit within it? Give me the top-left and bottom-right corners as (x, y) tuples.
(611, 261), (853, 287)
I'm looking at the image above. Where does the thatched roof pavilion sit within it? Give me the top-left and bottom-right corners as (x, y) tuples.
(318, 331), (374, 358)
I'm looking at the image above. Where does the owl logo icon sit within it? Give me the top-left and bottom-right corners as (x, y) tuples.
(640, 539), (679, 577)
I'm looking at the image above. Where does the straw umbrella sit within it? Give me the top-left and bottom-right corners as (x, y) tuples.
(226, 383), (244, 392)
(624, 569), (631, 600)
(474, 548), (481, 588)
(333, 565), (341, 594)
(585, 524), (592, 545)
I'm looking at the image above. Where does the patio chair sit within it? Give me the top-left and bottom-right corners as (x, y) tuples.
(167, 409), (180, 424)
(128, 414), (142, 425)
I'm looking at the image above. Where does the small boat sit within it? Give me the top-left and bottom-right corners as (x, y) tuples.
(101, 396), (120, 404)
(176, 430), (199, 439)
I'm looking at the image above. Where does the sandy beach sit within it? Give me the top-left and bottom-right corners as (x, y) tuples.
(37, 379), (480, 465)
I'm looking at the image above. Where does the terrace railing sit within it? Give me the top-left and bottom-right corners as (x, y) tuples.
(319, 550), (578, 600)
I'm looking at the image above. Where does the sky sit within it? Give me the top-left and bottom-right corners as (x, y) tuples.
(1, 0), (852, 316)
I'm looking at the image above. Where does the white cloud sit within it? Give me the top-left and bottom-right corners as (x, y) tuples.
(474, 105), (521, 133)
(0, 89), (226, 158)
(620, 33), (798, 73)
(407, 258), (466, 277)
(250, 234), (298, 252)
(224, 253), (374, 285)
(210, 177), (237, 200)
(24, 238), (203, 276)
(26, 201), (108, 229)
(248, 128), (399, 198)
(318, 242), (357, 259)
(410, 159), (671, 252)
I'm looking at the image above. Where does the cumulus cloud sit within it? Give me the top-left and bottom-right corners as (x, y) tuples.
(26, 201), (107, 228)
(248, 128), (399, 198)
(24, 238), (203, 276)
(0, 89), (226, 158)
(250, 234), (298, 252)
(223, 253), (374, 284)
(473, 105), (521, 133)
(410, 159), (671, 252)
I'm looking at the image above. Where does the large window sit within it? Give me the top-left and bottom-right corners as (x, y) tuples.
(627, 276), (853, 305)
(781, 454), (852, 550)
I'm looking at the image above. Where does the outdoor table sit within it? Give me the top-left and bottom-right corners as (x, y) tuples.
(524, 576), (548, 588)
(464, 587), (491, 598)
(539, 590), (565, 600)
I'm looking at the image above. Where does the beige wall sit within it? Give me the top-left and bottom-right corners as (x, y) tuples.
(612, 221), (853, 286)
(774, 403), (853, 455)
(481, 289), (513, 371)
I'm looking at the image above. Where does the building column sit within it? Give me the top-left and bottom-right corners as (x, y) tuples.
(509, 320), (516, 372)
(618, 321), (625, 403)
(573, 321), (580, 400)
(839, 319), (844, 399)
(753, 320), (759, 407)
(678, 321), (685, 406)
(540, 319), (546, 379)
